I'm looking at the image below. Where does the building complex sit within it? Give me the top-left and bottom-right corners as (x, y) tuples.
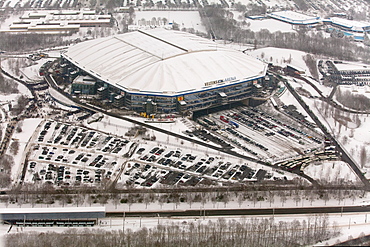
(60, 28), (267, 114)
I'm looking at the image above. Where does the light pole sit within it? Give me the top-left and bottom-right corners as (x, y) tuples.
(348, 218), (351, 229)
(123, 211), (125, 232)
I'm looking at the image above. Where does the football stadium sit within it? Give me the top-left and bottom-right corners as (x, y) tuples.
(60, 29), (267, 114)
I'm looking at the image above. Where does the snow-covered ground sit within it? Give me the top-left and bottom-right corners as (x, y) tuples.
(2, 196), (370, 246)
(230, 12), (296, 33)
(2, 5), (370, 244)
(305, 161), (360, 184)
(335, 61), (370, 71)
(248, 47), (312, 76)
(282, 68), (370, 181)
(337, 85), (370, 100)
(6, 118), (43, 182)
(134, 10), (206, 33)
(247, 18), (295, 33)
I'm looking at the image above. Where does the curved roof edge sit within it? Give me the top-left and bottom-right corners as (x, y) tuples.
(61, 29), (267, 96)
(63, 51), (267, 97)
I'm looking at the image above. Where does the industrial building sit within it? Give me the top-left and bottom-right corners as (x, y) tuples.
(60, 28), (267, 114)
(324, 17), (370, 41)
(6, 9), (111, 33)
(0, 207), (106, 226)
(267, 10), (322, 26)
(267, 10), (370, 42)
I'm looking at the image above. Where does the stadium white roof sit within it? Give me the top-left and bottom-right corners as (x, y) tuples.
(62, 29), (267, 96)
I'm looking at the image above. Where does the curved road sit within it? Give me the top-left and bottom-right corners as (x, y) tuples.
(42, 73), (319, 186)
(279, 74), (370, 189)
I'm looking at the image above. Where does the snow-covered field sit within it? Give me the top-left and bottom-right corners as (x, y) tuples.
(304, 161), (360, 184)
(134, 10), (206, 33)
(6, 118), (43, 182)
(248, 47), (312, 76)
(336, 84), (370, 100)
(280, 68), (370, 181)
(247, 18), (295, 33)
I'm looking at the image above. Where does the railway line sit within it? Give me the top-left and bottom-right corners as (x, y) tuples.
(105, 205), (370, 218)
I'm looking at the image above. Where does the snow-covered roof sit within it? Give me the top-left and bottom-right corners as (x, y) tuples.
(267, 11), (321, 25)
(1, 207), (105, 214)
(7, 10), (111, 33)
(62, 29), (267, 96)
(334, 61), (370, 71)
(328, 17), (370, 32)
(73, 75), (96, 84)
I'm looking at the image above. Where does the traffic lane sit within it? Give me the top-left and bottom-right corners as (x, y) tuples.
(107, 205), (370, 218)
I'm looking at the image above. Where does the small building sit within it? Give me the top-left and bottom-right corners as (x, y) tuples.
(286, 65), (305, 75)
(97, 86), (108, 99)
(326, 17), (370, 34)
(113, 94), (125, 108)
(323, 17), (370, 42)
(246, 15), (266, 20)
(71, 75), (96, 95)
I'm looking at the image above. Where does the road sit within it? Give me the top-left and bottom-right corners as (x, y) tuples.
(0, 64), (362, 189)
(279, 73), (370, 189)
(42, 73), (319, 186)
(106, 205), (370, 218)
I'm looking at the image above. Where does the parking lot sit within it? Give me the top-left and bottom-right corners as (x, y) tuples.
(119, 144), (278, 187)
(25, 121), (134, 187)
(23, 119), (290, 189)
(191, 106), (324, 162)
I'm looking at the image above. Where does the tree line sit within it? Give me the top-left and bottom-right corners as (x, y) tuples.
(199, 4), (370, 62)
(0, 154), (13, 188)
(0, 33), (73, 53)
(335, 87), (370, 112)
(0, 70), (18, 94)
(5, 215), (339, 247)
(3, 182), (365, 210)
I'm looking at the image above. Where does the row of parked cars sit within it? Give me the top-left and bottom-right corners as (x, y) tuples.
(130, 145), (272, 185)
(26, 121), (134, 187)
(27, 119), (285, 188)
(29, 160), (108, 186)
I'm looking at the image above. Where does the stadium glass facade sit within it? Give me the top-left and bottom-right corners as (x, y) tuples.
(62, 57), (263, 114)
(60, 29), (267, 114)
(122, 78), (260, 113)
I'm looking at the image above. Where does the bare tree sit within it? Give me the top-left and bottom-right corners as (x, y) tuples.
(9, 140), (19, 155)
(5, 214), (340, 247)
(0, 154), (13, 188)
(360, 146), (367, 168)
